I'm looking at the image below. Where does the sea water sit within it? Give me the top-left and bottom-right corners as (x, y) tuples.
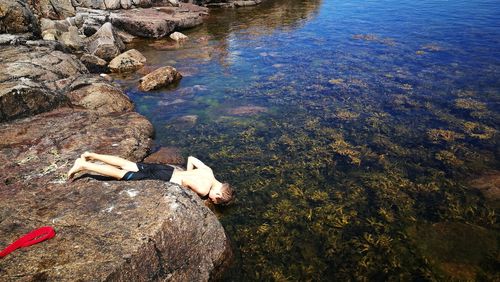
(116, 0), (499, 280)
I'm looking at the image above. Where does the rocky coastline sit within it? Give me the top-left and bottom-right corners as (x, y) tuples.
(0, 0), (261, 279)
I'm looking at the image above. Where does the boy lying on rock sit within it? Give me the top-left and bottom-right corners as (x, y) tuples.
(68, 152), (234, 205)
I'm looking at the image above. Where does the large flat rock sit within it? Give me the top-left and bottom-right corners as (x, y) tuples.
(0, 107), (153, 190)
(0, 180), (230, 281)
(0, 107), (231, 280)
(110, 4), (208, 38)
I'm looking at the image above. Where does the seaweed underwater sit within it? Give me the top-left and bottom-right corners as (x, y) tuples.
(122, 0), (500, 280)
(162, 89), (498, 280)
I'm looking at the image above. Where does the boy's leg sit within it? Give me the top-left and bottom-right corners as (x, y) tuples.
(68, 158), (128, 180)
(82, 152), (138, 172)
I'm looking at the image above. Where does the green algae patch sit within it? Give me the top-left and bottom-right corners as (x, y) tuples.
(435, 150), (464, 167)
(463, 121), (496, 139)
(454, 98), (487, 111)
(427, 129), (464, 143)
(407, 222), (499, 280)
(328, 78), (345, 85)
(335, 110), (360, 121)
(155, 103), (499, 280)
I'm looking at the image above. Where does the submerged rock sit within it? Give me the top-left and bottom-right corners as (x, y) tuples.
(167, 115), (198, 130)
(108, 49), (146, 73)
(470, 171), (500, 202)
(227, 105), (268, 116)
(407, 222), (497, 280)
(178, 115), (198, 124)
(144, 147), (184, 165)
(139, 66), (182, 91)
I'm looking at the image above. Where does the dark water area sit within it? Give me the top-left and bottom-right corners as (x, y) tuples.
(115, 0), (500, 280)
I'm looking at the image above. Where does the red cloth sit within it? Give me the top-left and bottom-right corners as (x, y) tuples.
(0, 226), (56, 258)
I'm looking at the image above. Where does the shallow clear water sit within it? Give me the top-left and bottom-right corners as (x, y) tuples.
(116, 0), (499, 280)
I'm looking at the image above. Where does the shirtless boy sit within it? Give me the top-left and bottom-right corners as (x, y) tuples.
(67, 152), (234, 205)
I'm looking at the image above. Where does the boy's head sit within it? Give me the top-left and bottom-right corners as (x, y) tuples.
(209, 182), (234, 205)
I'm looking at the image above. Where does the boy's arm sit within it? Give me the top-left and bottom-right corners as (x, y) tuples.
(186, 156), (209, 170)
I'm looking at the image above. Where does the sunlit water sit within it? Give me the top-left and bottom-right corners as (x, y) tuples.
(115, 0), (499, 280)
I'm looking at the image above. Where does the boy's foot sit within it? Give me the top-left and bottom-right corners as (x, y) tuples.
(81, 151), (94, 161)
(67, 158), (85, 179)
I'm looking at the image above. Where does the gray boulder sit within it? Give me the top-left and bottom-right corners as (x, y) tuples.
(234, 0), (262, 7)
(66, 82), (134, 114)
(84, 22), (125, 61)
(77, 0), (107, 9)
(78, 8), (110, 36)
(31, 0), (76, 20)
(80, 53), (109, 73)
(0, 0), (40, 35)
(0, 45), (88, 122)
(42, 30), (58, 41)
(60, 26), (85, 50)
(0, 80), (67, 123)
(40, 18), (71, 34)
(104, 0), (121, 9)
(168, 0), (180, 7)
(115, 29), (136, 43)
(108, 49), (146, 73)
(120, 0), (133, 9)
(110, 9), (176, 38)
(131, 0), (153, 7)
(110, 4), (207, 38)
(0, 33), (32, 45)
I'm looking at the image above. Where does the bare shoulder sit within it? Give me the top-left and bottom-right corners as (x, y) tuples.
(197, 166), (214, 175)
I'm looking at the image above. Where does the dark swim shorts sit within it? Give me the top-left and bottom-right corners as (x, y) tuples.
(121, 163), (174, 182)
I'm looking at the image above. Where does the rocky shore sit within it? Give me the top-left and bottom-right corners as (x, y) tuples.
(0, 0), (244, 280)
